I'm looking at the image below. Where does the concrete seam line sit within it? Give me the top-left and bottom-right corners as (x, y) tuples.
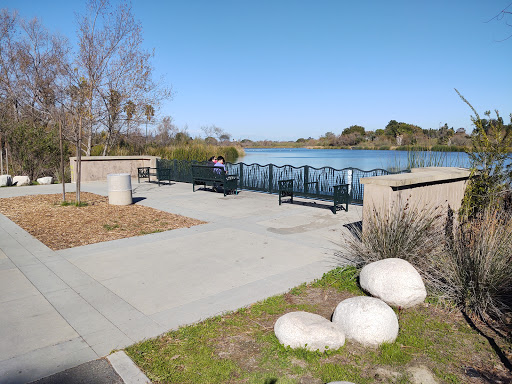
(107, 351), (151, 384)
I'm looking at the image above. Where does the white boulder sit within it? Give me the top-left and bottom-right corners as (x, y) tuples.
(332, 297), (399, 347)
(13, 176), (30, 186)
(37, 176), (53, 185)
(360, 258), (427, 308)
(0, 175), (11, 187)
(274, 311), (346, 352)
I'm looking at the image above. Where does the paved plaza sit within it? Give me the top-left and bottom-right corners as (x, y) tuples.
(0, 181), (362, 383)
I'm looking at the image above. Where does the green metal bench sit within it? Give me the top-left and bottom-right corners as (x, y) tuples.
(156, 168), (174, 186)
(191, 165), (239, 196)
(137, 167), (157, 183)
(278, 179), (350, 214)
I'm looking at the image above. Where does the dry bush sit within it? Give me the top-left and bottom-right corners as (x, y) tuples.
(341, 199), (446, 282)
(438, 209), (512, 322)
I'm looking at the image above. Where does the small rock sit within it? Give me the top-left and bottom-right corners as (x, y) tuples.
(0, 175), (12, 187)
(408, 365), (438, 383)
(274, 311), (345, 352)
(37, 176), (53, 185)
(360, 258), (427, 308)
(332, 296), (399, 346)
(326, 382), (356, 384)
(13, 176), (30, 186)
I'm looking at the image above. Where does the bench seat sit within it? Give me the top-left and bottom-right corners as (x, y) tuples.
(191, 165), (239, 196)
(278, 179), (350, 213)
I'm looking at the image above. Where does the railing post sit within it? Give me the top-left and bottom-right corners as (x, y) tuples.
(304, 165), (309, 194)
(239, 163), (244, 189)
(268, 164), (273, 193)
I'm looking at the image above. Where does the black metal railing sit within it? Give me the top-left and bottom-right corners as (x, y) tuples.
(155, 158), (408, 204)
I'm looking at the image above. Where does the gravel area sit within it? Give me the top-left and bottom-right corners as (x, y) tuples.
(0, 192), (205, 250)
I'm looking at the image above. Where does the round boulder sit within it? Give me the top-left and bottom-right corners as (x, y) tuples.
(360, 258), (427, 308)
(13, 176), (30, 186)
(332, 297), (399, 347)
(274, 311), (345, 352)
(36, 176), (53, 185)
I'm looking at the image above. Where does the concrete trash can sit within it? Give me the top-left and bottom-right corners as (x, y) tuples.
(107, 173), (132, 205)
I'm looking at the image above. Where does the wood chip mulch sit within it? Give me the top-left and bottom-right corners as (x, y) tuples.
(0, 192), (206, 250)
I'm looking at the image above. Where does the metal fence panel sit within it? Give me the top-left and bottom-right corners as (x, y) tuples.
(158, 158), (408, 204)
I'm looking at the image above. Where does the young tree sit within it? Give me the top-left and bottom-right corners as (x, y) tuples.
(456, 89), (512, 218)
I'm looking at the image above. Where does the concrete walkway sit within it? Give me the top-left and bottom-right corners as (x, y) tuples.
(0, 181), (362, 383)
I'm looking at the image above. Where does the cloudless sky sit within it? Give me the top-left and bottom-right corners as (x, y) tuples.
(3, 0), (512, 140)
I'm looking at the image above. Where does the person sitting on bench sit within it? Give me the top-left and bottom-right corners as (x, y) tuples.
(214, 156), (226, 174)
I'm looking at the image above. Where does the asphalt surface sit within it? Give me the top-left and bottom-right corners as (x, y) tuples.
(30, 359), (123, 384)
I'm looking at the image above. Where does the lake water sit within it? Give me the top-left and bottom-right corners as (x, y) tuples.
(238, 148), (470, 171)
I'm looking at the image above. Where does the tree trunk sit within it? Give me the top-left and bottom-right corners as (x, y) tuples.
(76, 116), (82, 204)
(59, 121), (65, 202)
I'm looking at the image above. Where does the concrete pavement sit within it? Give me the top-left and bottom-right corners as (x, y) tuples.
(0, 181), (362, 383)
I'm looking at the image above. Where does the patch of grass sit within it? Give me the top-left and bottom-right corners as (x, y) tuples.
(311, 266), (364, 295)
(125, 267), (512, 384)
(289, 282), (307, 296)
(370, 342), (412, 365)
(59, 200), (89, 207)
(319, 363), (372, 384)
(138, 229), (164, 235)
(103, 222), (120, 231)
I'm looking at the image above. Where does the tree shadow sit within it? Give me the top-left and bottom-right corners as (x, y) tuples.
(343, 220), (362, 241)
(461, 310), (512, 373)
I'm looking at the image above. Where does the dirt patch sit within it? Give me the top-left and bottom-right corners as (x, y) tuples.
(0, 192), (205, 250)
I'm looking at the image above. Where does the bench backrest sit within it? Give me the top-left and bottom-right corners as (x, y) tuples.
(191, 165), (225, 180)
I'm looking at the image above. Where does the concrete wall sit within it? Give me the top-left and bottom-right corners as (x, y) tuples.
(69, 156), (160, 182)
(360, 167), (471, 230)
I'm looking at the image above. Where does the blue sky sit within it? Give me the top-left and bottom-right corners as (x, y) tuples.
(4, 0), (512, 140)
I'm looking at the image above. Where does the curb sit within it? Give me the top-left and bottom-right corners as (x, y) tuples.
(107, 351), (151, 384)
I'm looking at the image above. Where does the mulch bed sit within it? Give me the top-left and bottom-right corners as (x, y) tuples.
(0, 192), (205, 250)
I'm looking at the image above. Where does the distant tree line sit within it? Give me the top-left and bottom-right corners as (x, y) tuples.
(239, 118), (512, 150)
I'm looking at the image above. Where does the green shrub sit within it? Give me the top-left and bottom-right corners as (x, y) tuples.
(456, 90), (512, 219)
(3, 122), (69, 180)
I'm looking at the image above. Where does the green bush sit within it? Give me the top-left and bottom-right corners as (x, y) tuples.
(456, 91), (512, 219)
(3, 122), (69, 180)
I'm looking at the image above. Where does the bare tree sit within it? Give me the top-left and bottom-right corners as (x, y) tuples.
(0, 10), (69, 126)
(73, 0), (172, 155)
(156, 115), (177, 145)
(485, 3), (512, 42)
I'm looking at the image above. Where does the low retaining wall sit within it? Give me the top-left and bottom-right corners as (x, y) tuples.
(360, 167), (471, 230)
(70, 156), (160, 183)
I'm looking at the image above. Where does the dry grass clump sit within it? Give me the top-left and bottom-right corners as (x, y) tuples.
(342, 200), (446, 278)
(0, 192), (205, 250)
(440, 210), (512, 322)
